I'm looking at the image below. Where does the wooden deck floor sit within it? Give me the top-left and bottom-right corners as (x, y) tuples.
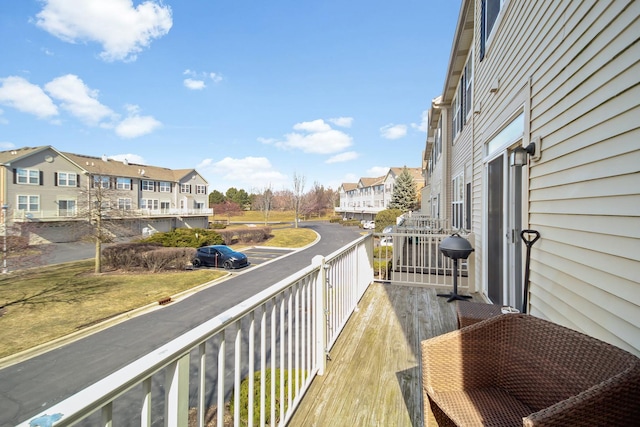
(288, 281), (482, 427)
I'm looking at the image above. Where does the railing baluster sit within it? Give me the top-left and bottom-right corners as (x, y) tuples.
(165, 353), (189, 427)
(101, 402), (112, 427)
(270, 298), (277, 426)
(279, 292), (286, 422)
(260, 305), (267, 427)
(217, 332), (226, 427)
(141, 378), (151, 427)
(234, 321), (242, 427)
(248, 312), (255, 427)
(198, 343), (206, 427)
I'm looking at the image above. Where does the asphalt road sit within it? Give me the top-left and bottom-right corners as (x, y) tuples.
(0, 222), (363, 426)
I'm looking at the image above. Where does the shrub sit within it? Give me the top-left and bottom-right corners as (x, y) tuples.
(340, 219), (360, 227)
(140, 247), (196, 273)
(102, 242), (162, 270)
(102, 243), (195, 272)
(230, 369), (303, 426)
(216, 227), (272, 245)
(373, 259), (392, 279)
(141, 228), (223, 248)
(375, 209), (403, 232)
(373, 246), (393, 259)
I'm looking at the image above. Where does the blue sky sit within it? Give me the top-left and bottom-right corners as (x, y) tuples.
(0, 0), (460, 193)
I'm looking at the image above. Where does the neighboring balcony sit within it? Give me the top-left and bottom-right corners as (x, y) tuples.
(10, 208), (214, 222)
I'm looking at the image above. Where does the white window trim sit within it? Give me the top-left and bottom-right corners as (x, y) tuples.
(17, 168), (40, 185)
(117, 198), (132, 210)
(58, 171), (77, 187)
(17, 195), (40, 211)
(116, 177), (131, 190)
(159, 182), (171, 193)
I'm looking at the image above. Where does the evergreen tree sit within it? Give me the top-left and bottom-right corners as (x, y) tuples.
(209, 190), (225, 206)
(388, 167), (418, 212)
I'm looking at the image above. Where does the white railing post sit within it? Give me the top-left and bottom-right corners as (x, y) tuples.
(165, 353), (190, 427)
(312, 255), (327, 375)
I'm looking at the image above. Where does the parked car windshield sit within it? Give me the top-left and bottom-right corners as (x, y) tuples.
(217, 246), (235, 255)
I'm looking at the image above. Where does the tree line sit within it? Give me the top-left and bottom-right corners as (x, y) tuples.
(209, 177), (338, 225)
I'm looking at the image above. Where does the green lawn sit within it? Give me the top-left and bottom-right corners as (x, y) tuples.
(0, 227), (317, 360)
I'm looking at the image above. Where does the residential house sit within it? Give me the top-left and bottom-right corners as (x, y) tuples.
(423, 0), (639, 355)
(0, 146), (211, 243)
(336, 167), (424, 221)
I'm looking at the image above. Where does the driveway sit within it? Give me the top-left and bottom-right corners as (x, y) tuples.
(0, 222), (363, 426)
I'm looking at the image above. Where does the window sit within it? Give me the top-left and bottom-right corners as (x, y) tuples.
(18, 195), (39, 212)
(160, 201), (170, 211)
(117, 198), (132, 210)
(194, 202), (204, 210)
(141, 199), (159, 210)
(180, 183), (191, 193)
(58, 172), (77, 187)
(480, 0), (505, 60)
(117, 177), (131, 190)
(58, 200), (76, 217)
(196, 184), (206, 195)
(94, 176), (110, 189)
(464, 57), (473, 121)
(453, 53), (473, 140)
(452, 174), (465, 230)
(17, 168), (40, 185)
(159, 182), (171, 193)
(142, 180), (154, 191)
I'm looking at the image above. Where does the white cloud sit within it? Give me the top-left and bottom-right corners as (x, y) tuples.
(183, 69), (222, 89)
(35, 0), (173, 62)
(380, 123), (407, 140)
(184, 78), (206, 90)
(293, 119), (332, 133)
(109, 153), (147, 165)
(0, 76), (58, 119)
(367, 166), (390, 177)
(411, 109), (429, 133)
(262, 119), (353, 154)
(326, 151), (359, 164)
(198, 156), (288, 190)
(115, 105), (161, 138)
(0, 141), (16, 149)
(44, 74), (115, 125)
(329, 117), (353, 128)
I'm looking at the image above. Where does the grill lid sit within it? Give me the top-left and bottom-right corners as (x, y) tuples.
(439, 233), (474, 259)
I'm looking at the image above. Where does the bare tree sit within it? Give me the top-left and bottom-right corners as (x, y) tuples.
(253, 185), (274, 225)
(292, 172), (306, 228)
(212, 200), (242, 224)
(77, 174), (140, 273)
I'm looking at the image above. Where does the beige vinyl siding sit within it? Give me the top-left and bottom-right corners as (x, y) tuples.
(525, 0), (640, 354)
(466, 0), (639, 354)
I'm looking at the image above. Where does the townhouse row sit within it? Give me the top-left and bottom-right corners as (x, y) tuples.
(0, 145), (211, 243)
(336, 167), (424, 221)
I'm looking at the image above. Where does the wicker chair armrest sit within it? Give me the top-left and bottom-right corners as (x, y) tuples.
(524, 364), (640, 427)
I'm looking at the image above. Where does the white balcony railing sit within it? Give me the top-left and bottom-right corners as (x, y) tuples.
(11, 208), (213, 221)
(19, 234), (374, 426)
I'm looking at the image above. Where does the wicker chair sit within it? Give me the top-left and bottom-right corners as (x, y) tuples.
(421, 314), (640, 426)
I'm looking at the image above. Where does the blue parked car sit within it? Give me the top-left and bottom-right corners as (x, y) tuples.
(192, 245), (249, 269)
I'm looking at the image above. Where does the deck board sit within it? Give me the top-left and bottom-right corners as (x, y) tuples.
(288, 282), (481, 427)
